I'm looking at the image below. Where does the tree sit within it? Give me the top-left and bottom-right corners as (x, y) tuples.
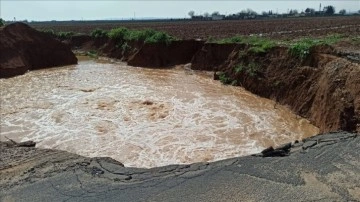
(289, 9), (298, 15)
(305, 8), (315, 14)
(204, 12), (210, 18)
(339, 9), (346, 15)
(262, 11), (268, 16)
(0, 18), (5, 27)
(188, 11), (195, 18)
(323, 5), (335, 15)
(246, 8), (257, 15)
(211, 11), (220, 16)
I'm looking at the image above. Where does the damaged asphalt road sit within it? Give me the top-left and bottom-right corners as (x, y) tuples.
(0, 132), (359, 202)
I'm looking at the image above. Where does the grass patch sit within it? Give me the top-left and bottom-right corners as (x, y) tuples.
(217, 36), (244, 44)
(289, 34), (343, 59)
(214, 34), (345, 58)
(216, 36), (276, 54)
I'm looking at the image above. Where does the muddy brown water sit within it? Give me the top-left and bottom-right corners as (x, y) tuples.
(0, 57), (319, 168)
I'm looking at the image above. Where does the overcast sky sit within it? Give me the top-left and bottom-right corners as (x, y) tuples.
(1, 1), (359, 21)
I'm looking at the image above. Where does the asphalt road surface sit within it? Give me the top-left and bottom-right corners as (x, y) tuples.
(1, 132), (359, 202)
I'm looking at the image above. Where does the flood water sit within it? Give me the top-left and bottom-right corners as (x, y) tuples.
(0, 57), (319, 168)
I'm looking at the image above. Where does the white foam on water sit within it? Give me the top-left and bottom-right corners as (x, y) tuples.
(0, 58), (319, 168)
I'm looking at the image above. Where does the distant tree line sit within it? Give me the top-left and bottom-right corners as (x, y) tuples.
(187, 5), (356, 20)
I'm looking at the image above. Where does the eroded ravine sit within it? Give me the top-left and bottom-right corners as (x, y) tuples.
(0, 57), (319, 168)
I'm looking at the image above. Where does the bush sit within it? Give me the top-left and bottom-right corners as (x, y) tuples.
(125, 29), (157, 41)
(41, 29), (56, 37)
(57, 31), (74, 40)
(108, 27), (129, 42)
(90, 28), (108, 38)
(217, 72), (232, 84)
(233, 62), (260, 77)
(108, 27), (175, 45)
(234, 64), (244, 74)
(246, 62), (260, 77)
(144, 32), (174, 45)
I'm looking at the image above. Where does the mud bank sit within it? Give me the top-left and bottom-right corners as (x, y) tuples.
(212, 45), (360, 133)
(1, 132), (359, 201)
(0, 23), (77, 78)
(69, 35), (360, 133)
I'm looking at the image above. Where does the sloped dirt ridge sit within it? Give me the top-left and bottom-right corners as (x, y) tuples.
(209, 45), (360, 133)
(0, 23), (77, 78)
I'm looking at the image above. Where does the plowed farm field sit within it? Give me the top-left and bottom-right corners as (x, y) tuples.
(31, 16), (360, 40)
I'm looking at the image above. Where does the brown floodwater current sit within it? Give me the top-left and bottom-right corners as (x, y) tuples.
(0, 57), (319, 168)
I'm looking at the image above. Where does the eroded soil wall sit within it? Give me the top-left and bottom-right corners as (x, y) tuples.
(209, 45), (360, 133)
(84, 38), (359, 133)
(0, 23), (77, 78)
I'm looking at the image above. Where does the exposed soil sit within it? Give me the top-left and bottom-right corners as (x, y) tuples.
(0, 23), (77, 78)
(210, 45), (360, 133)
(30, 16), (360, 40)
(191, 43), (238, 70)
(127, 40), (204, 67)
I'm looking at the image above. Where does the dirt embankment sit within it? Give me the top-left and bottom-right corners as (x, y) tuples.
(69, 36), (360, 133)
(127, 40), (204, 67)
(205, 44), (360, 133)
(0, 23), (77, 78)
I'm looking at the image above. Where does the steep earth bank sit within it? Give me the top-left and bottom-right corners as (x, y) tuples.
(209, 44), (360, 133)
(0, 23), (77, 78)
(1, 132), (359, 201)
(69, 35), (360, 133)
